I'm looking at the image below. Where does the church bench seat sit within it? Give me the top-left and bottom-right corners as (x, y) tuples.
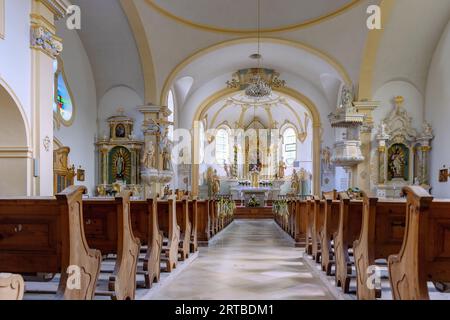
(0, 186), (101, 300)
(130, 198), (162, 289)
(196, 200), (211, 244)
(334, 195), (363, 293)
(312, 197), (325, 263)
(157, 198), (180, 272)
(294, 200), (308, 247)
(321, 198), (340, 275)
(388, 186), (450, 300)
(82, 191), (140, 300)
(0, 273), (25, 300)
(176, 199), (192, 261)
(305, 199), (314, 255)
(353, 194), (406, 300)
(189, 199), (199, 252)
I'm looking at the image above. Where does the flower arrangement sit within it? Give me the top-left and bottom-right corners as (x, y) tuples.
(272, 199), (289, 217)
(217, 197), (236, 219)
(247, 195), (260, 208)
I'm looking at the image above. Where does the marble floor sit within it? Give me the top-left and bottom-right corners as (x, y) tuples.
(150, 220), (336, 300)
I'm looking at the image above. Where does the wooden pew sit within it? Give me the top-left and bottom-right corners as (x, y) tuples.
(189, 199), (199, 252)
(353, 193), (406, 300)
(209, 200), (218, 236)
(158, 198), (180, 272)
(388, 186), (450, 300)
(305, 199), (314, 255)
(0, 273), (25, 300)
(311, 197), (325, 263)
(0, 186), (101, 299)
(130, 198), (163, 289)
(320, 197), (340, 275)
(197, 200), (211, 244)
(334, 194), (363, 293)
(82, 191), (141, 300)
(294, 200), (308, 247)
(176, 199), (192, 261)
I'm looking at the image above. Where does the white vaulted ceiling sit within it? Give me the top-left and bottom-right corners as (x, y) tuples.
(148, 0), (359, 32)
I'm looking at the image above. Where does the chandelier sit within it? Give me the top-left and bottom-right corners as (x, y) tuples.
(226, 0), (285, 99)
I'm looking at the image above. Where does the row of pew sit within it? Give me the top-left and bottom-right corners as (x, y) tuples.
(0, 186), (234, 300)
(275, 186), (450, 300)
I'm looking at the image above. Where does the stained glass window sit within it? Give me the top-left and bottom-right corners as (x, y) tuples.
(53, 58), (74, 126)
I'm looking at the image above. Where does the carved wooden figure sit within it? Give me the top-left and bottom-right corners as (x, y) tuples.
(130, 198), (163, 288)
(388, 186), (450, 300)
(83, 191), (141, 300)
(0, 186), (101, 300)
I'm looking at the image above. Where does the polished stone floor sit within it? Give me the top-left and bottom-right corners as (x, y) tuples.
(151, 220), (336, 300)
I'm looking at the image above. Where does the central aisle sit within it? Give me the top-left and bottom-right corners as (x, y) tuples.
(151, 220), (336, 300)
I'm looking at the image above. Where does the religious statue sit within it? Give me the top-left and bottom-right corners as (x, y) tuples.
(278, 160), (286, 179)
(142, 141), (156, 170)
(322, 147), (332, 172)
(223, 160), (231, 178)
(388, 144), (407, 179)
(290, 169), (300, 195)
(115, 154), (125, 180)
(162, 145), (172, 171)
(340, 85), (354, 109)
(212, 169), (221, 196)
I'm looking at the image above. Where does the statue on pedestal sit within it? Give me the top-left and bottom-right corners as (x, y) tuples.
(142, 141), (156, 170)
(278, 160), (286, 179)
(162, 144), (172, 171)
(212, 169), (221, 196)
(291, 169), (300, 195)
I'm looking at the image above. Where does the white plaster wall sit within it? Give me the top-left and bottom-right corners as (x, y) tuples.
(425, 20), (450, 198)
(98, 86), (144, 140)
(373, 80), (424, 133)
(0, 0), (31, 124)
(55, 22), (98, 195)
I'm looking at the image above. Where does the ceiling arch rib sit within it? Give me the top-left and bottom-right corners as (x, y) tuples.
(160, 37), (352, 106)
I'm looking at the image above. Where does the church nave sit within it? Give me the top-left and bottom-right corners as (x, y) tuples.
(148, 220), (335, 300)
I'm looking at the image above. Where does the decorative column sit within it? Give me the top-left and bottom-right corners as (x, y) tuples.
(140, 104), (173, 198)
(416, 122), (434, 187)
(30, 0), (67, 195)
(353, 101), (379, 192)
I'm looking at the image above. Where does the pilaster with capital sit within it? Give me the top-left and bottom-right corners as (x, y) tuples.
(30, 0), (68, 195)
(353, 101), (379, 191)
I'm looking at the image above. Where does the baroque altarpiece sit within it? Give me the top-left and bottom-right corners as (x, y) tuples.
(96, 113), (143, 195)
(375, 96), (433, 198)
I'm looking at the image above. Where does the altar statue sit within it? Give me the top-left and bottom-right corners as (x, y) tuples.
(142, 141), (156, 169)
(115, 154), (125, 180)
(223, 160), (231, 178)
(162, 145), (172, 171)
(212, 169), (221, 196)
(291, 169), (300, 195)
(278, 160), (286, 179)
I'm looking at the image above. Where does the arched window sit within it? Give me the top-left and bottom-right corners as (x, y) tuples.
(167, 90), (175, 141)
(53, 58), (75, 127)
(215, 128), (230, 165)
(282, 127), (297, 166)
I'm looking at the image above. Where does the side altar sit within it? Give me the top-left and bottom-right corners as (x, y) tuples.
(95, 111), (143, 196)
